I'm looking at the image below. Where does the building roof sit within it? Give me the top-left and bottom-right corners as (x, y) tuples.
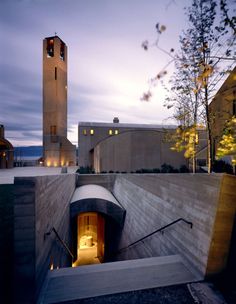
(79, 121), (177, 130)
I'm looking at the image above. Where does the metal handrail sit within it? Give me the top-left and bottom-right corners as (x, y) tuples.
(44, 227), (74, 259)
(115, 218), (193, 255)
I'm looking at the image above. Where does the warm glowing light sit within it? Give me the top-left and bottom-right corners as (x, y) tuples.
(90, 129), (94, 135)
(109, 129), (113, 135)
(61, 160), (65, 166)
(47, 161), (51, 167)
(54, 162), (58, 167)
(72, 262), (77, 268)
(83, 129), (87, 136)
(115, 130), (119, 135)
(50, 263), (53, 270)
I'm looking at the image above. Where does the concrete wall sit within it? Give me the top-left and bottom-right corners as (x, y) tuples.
(77, 174), (116, 192)
(112, 174), (236, 278)
(209, 67), (236, 155)
(93, 130), (188, 173)
(14, 174), (76, 303)
(0, 184), (14, 303)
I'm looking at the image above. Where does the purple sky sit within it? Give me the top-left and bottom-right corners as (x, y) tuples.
(0, 0), (191, 146)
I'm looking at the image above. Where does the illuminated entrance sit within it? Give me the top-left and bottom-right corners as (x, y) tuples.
(73, 212), (105, 266)
(70, 184), (126, 267)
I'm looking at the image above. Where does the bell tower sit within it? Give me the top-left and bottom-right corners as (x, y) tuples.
(43, 35), (76, 167)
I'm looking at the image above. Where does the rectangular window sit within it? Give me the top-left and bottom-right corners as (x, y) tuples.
(83, 129), (87, 136)
(90, 129), (94, 135)
(47, 38), (54, 57)
(55, 67), (57, 80)
(109, 129), (113, 135)
(60, 42), (65, 61)
(115, 130), (119, 135)
(50, 125), (57, 136)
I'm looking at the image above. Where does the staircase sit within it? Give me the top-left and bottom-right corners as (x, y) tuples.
(38, 255), (200, 304)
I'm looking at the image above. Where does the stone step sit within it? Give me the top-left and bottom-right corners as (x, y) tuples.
(38, 255), (199, 304)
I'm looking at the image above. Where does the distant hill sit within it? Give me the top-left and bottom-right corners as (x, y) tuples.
(14, 146), (43, 158)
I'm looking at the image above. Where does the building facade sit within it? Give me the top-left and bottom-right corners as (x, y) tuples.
(43, 36), (76, 167)
(78, 119), (207, 173)
(209, 67), (236, 161)
(0, 124), (14, 169)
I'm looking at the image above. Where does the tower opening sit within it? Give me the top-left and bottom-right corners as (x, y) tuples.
(46, 38), (54, 57)
(73, 212), (105, 267)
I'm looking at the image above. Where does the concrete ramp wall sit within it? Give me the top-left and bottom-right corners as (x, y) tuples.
(112, 174), (236, 278)
(14, 174), (76, 303)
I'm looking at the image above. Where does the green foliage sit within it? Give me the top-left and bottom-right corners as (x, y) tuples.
(77, 166), (95, 174)
(179, 165), (190, 173)
(216, 116), (236, 165)
(161, 163), (179, 173)
(212, 159), (233, 174)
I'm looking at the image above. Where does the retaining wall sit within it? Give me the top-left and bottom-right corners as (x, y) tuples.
(77, 174), (116, 191)
(112, 174), (236, 278)
(0, 184), (14, 303)
(14, 174), (76, 303)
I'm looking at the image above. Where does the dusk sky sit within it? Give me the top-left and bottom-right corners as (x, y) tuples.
(0, 0), (191, 146)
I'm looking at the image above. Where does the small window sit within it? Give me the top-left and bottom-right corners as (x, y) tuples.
(115, 130), (119, 135)
(55, 67), (57, 80)
(83, 129), (87, 136)
(90, 129), (94, 135)
(47, 38), (54, 57)
(109, 129), (113, 135)
(50, 125), (57, 136)
(60, 42), (65, 61)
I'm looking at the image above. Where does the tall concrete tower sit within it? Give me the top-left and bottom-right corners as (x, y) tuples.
(43, 35), (76, 166)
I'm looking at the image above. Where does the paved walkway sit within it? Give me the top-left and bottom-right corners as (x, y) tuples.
(0, 166), (78, 184)
(38, 255), (198, 304)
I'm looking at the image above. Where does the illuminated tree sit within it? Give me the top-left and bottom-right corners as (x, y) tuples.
(142, 0), (236, 172)
(216, 116), (236, 171)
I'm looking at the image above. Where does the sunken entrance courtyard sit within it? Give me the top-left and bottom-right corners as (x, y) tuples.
(2, 171), (235, 303)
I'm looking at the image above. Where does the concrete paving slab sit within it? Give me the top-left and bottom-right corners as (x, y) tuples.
(38, 255), (198, 304)
(0, 166), (78, 184)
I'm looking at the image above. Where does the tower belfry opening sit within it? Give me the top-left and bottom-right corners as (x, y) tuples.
(43, 35), (76, 167)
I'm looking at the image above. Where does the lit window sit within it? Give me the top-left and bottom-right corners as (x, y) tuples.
(60, 41), (65, 61)
(50, 125), (57, 136)
(115, 130), (119, 135)
(109, 129), (113, 135)
(90, 129), (94, 135)
(83, 129), (87, 136)
(195, 133), (199, 144)
(47, 38), (54, 57)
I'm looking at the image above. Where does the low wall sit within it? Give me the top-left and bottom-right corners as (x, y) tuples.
(112, 174), (236, 278)
(77, 174), (116, 191)
(14, 174), (76, 303)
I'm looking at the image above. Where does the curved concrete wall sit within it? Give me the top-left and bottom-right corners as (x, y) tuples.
(70, 184), (126, 227)
(94, 130), (187, 173)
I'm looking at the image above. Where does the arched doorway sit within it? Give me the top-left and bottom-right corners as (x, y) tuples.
(70, 184), (126, 267)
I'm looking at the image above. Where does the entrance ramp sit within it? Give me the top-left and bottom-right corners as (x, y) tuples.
(38, 254), (200, 303)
